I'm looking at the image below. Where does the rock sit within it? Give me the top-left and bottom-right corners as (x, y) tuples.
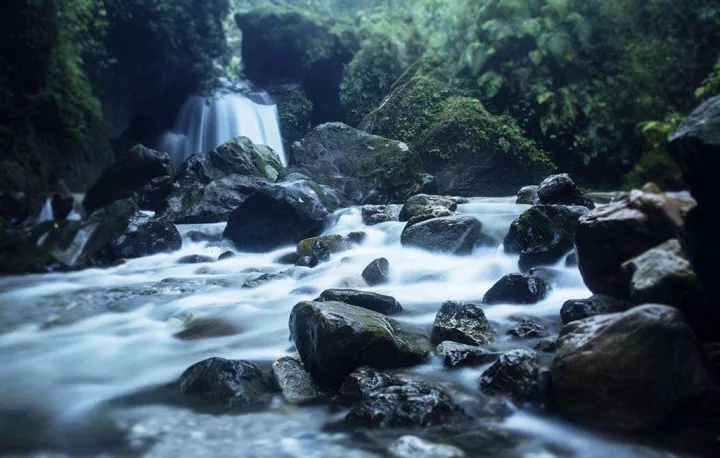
(681, 206), (720, 309)
(507, 318), (550, 339)
(527, 266), (565, 285)
(436, 341), (499, 368)
(203, 136), (284, 181)
(268, 84), (314, 150)
(50, 194), (75, 220)
(218, 251), (235, 260)
(516, 186), (539, 205)
(642, 182), (663, 193)
(482, 274), (550, 305)
(187, 231), (222, 243)
(560, 295), (632, 325)
(178, 357), (274, 411)
(479, 350), (540, 403)
(504, 205), (589, 271)
(276, 251), (301, 265)
(289, 301), (429, 387)
(0, 191), (38, 227)
(551, 305), (717, 431)
(271, 356), (321, 404)
(295, 255), (319, 268)
(361, 204), (401, 225)
(565, 251), (578, 267)
(399, 194), (459, 221)
(296, 232), (364, 259)
(174, 154), (210, 187)
(536, 173), (594, 209)
(174, 316), (241, 340)
(335, 366), (469, 428)
(223, 184), (331, 252)
(106, 212), (182, 260)
(401, 216), (486, 255)
(362, 257), (390, 286)
(138, 175), (173, 212)
(335, 276), (367, 288)
(242, 273), (287, 289)
(534, 338), (557, 353)
(290, 123), (424, 204)
(431, 301), (495, 346)
(575, 190), (694, 298)
(388, 436), (466, 458)
(316, 289), (402, 315)
(290, 286), (319, 296)
(406, 205), (455, 228)
(177, 255), (215, 265)
(83, 144), (173, 214)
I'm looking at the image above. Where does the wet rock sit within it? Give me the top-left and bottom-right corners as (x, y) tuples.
(388, 435), (466, 458)
(431, 301), (495, 346)
(203, 136), (284, 181)
(534, 337), (557, 353)
(479, 350), (540, 403)
(174, 316), (241, 340)
(336, 366), (469, 428)
(575, 190), (694, 298)
(537, 173), (594, 209)
(482, 274), (550, 305)
(504, 205), (589, 271)
(138, 175), (173, 212)
(516, 186), (539, 205)
(289, 301), (429, 387)
(560, 295), (632, 325)
(276, 251), (301, 265)
(177, 255), (215, 265)
(242, 273), (287, 289)
(224, 184), (331, 252)
(83, 144), (173, 214)
(362, 257), (390, 286)
(436, 341), (499, 368)
(0, 191), (38, 227)
(565, 251), (578, 267)
(218, 251), (235, 260)
(527, 266), (565, 285)
(681, 206), (720, 310)
(406, 205), (455, 228)
(361, 204), (402, 225)
(187, 231), (223, 243)
(295, 255), (319, 268)
(401, 216), (486, 255)
(507, 318), (549, 339)
(290, 286), (319, 296)
(178, 357), (274, 411)
(271, 356), (321, 404)
(296, 232), (364, 260)
(399, 194), (459, 222)
(106, 212), (182, 260)
(317, 289), (402, 315)
(551, 304), (718, 431)
(174, 154), (210, 187)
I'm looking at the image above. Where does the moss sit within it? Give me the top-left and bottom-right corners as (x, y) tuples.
(624, 148), (684, 191)
(271, 86), (314, 146)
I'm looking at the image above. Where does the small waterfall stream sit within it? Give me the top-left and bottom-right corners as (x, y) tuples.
(159, 91), (287, 168)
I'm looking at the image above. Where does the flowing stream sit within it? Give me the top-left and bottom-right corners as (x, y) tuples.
(0, 199), (687, 457)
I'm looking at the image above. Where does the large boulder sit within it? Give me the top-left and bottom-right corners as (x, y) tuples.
(102, 212), (182, 260)
(203, 136), (284, 181)
(267, 83), (314, 150)
(504, 205), (589, 271)
(289, 301), (429, 388)
(550, 305), (717, 431)
(83, 144), (172, 214)
(361, 204), (401, 225)
(401, 215), (487, 255)
(362, 257), (390, 286)
(290, 123), (424, 204)
(482, 274), (550, 305)
(223, 184), (332, 252)
(560, 295), (632, 325)
(316, 289), (403, 315)
(399, 194), (460, 221)
(536, 173), (594, 209)
(431, 301), (495, 346)
(575, 191), (695, 298)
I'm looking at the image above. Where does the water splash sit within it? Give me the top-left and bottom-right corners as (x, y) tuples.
(158, 91), (286, 169)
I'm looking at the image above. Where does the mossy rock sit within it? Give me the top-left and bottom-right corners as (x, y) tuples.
(269, 84), (314, 151)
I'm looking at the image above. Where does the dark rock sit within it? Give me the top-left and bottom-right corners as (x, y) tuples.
(401, 216), (486, 255)
(223, 184), (331, 252)
(203, 136), (284, 181)
(177, 255), (214, 265)
(482, 274), (550, 305)
(399, 194), (459, 222)
(551, 305), (717, 431)
(290, 123), (424, 204)
(106, 213), (182, 260)
(431, 301), (495, 346)
(83, 144), (172, 214)
(218, 251), (235, 260)
(681, 205), (720, 308)
(51, 194), (74, 220)
(174, 154), (211, 187)
(296, 233), (364, 258)
(178, 357), (274, 411)
(436, 341), (499, 368)
(537, 174), (594, 209)
(575, 190), (694, 298)
(507, 318), (550, 339)
(289, 301), (429, 387)
(138, 175), (173, 212)
(0, 191), (38, 227)
(290, 286), (320, 296)
(317, 289), (402, 315)
(534, 338), (557, 353)
(516, 186), (539, 205)
(242, 273), (287, 289)
(361, 204), (402, 225)
(504, 205), (589, 271)
(565, 251), (578, 267)
(362, 257), (390, 286)
(560, 295), (632, 325)
(276, 251), (301, 265)
(268, 84), (314, 150)
(295, 256), (319, 268)
(174, 316), (241, 340)
(276, 171), (312, 183)
(527, 266), (565, 285)
(187, 231), (223, 243)
(388, 436), (466, 458)
(479, 350), (540, 403)
(271, 356), (321, 404)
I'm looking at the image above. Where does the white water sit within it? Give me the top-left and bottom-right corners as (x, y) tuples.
(0, 198), (683, 457)
(158, 92), (287, 169)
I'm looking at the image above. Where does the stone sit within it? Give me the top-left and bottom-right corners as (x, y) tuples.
(551, 305), (717, 431)
(138, 175), (173, 212)
(362, 257), (390, 286)
(316, 289), (402, 315)
(361, 204), (402, 225)
(507, 318), (550, 339)
(271, 356), (321, 404)
(482, 274), (550, 305)
(681, 206), (720, 309)
(560, 295), (632, 325)
(401, 216), (486, 255)
(296, 232), (364, 259)
(516, 186), (539, 205)
(536, 173), (595, 209)
(431, 301), (495, 346)
(242, 273), (287, 289)
(388, 436), (466, 458)
(436, 341), (500, 368)
(406, 205), (455, 228)
(534, 337), (557, 353)
(289, 301), (429, 387)
(177, 255), (215, 265)
(203, 136), (284, 181)
(187, 231), (223, 243)
(218, 251), (235, 260)
(178, 357), (274, 411)
(173, 316), (241, 340)
(479, 350), (540, 403)
(399, 194), (459, 222)
(105, 212), (182, 260)
(504, 205), (589, 271)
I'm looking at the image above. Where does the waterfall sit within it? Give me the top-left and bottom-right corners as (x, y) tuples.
(159, 91), (287, 169)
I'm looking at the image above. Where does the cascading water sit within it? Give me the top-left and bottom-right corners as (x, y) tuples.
(159, 90), (287, 169)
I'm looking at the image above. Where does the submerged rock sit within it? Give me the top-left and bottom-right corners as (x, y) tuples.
(551, 305), (717, 431)
(178, 357), (274, 411)
(431, 301), (495, 346)
(388, 435), (466, 458)
(177, 255), (215, 265)
(361, 204), (402, 225)
(271, 356), (321, 404)
(289, 301), (429, 387)
(316, 289), (402, 315)
(536, 173), (594, 209)
(479, 350), (540, 403)
(436, 341), (500, 368)
(482, 274), (550, 305)
(173, 316), (241, 341)
(362, 257), (390, 286)
(560, 295), (632, 325)
(401, 215), (487, 255)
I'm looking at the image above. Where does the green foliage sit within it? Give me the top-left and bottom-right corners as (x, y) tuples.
(696, 56), (720, 99)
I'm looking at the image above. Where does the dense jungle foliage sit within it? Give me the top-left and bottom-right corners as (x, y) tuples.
(2, 0), (719, 194)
